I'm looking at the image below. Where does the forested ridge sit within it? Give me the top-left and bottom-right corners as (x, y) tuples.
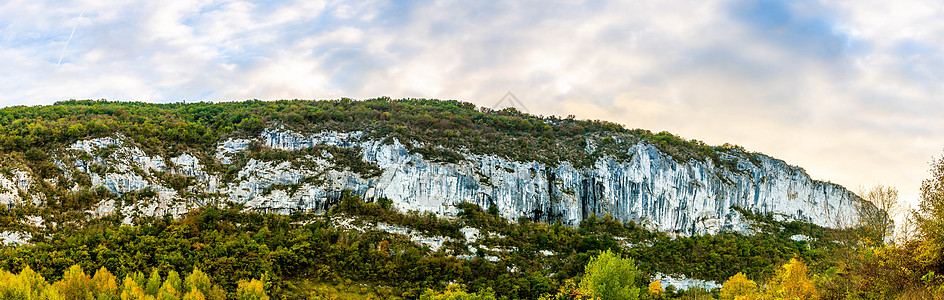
(0, 98), (941, 299)
(0, 98), (733, 169)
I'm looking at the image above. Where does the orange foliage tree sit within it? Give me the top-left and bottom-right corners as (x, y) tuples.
(765, 257), (818, 300)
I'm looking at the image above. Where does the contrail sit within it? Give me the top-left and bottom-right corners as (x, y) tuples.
(57, 12), (83, 66)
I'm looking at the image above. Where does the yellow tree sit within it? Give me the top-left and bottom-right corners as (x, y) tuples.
(419, 284), (497, 300)
(720, 272), (758, 300)
(119, 276), (152, 300)
(182, 288), (206, 300)
(18, 266), (51, 293)
(157, 281), (181, 300)
(236, 279), (269, 300)
(93, 267), (120, 300)
(766, 257), (818, 300)
(206, 285), (227, 300)
(538, 278), (593, 300)
(0, 268), (31, 299)
(648, 281), (663, 299)
(183, 268), (211, 296)
(54, 265), (96, 300)
(0, 266), (59, 299)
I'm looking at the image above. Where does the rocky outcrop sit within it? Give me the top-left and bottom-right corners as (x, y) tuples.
(10, 128), (861, 235)
(0, 170), (31, 206)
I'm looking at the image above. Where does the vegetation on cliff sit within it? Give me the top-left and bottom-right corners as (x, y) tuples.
(0, 98), (734, 170)
(0, 98), (938, 299)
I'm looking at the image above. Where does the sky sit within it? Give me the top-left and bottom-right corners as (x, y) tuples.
(1, 0), (943, 209)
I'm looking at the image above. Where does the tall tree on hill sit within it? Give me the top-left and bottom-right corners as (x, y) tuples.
(856, 185), (901, 246)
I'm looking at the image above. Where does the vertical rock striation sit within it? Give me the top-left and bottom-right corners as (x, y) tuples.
(6, 128), (860, 235)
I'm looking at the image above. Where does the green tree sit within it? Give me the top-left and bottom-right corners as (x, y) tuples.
(145, 270), (162, 297)
(237, 117), (263, 133)
(913, 154), (944, 266)
(164, 271), (182, 294)
(129, 272), (146, 293)
(578, 250), (641, 300)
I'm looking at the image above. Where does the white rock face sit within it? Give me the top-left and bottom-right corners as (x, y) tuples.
(461, 227), (480, 243)
(375, 223), (449, 251)
(261, 128), (364, 150)
(33, 129), (862, 235)
(790, 234), (812, 242)
(0, 231), (30, 246)
(328, 217), (452, 252)
(0, 171), (23, 205)
(0, 170), (40, 207)
(653, 273), (722, 291)
(216, 138), (250, 164)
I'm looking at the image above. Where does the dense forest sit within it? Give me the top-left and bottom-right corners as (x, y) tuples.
(0, 98), (728, 169)
(0, 191), (844, 299)
(0, 98), (941, 299)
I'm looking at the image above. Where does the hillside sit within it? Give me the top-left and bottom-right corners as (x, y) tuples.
(0, 98), (869, 298)
(0, 98), (861, 235)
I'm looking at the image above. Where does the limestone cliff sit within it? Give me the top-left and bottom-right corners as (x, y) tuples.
(0, 128), (860, 235)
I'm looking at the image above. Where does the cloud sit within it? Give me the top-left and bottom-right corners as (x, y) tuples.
(1, 0), (943, 207)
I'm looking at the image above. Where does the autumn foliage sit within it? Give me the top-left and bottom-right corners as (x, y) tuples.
(720, 272), (757, 300)
(0, 264), (257, 300)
